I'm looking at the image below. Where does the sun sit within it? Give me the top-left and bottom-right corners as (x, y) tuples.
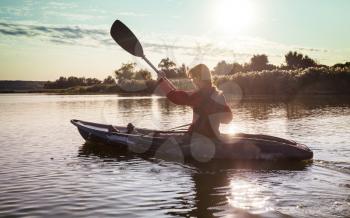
(213, 0), (255, 35)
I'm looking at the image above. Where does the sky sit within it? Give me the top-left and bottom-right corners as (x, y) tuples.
(0, 0), (349, 80)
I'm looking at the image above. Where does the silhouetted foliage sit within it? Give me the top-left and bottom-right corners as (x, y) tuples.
(214, 67), (350, 96)
(285, 51), (317, 69)
(44, 76), (101, 89)
(114, 63), (136, 81)
(333, 62), (350, 68)
(213, 55), (275, 75)
(231, 62), (244, 74)
(134, 69), (152, 80)
(114, 62), (153, 81)
(103, 76), (116, 84)
(157, 58), (188, 78)
(158, 57), (177, 78)
(213, 61), (234, 75)
(86, 78), (101, 86)
(41, 52), (350, 95)
(176, 63), (188, 78)
(213, 61), (246, 75)
(249, 54), (269, 71)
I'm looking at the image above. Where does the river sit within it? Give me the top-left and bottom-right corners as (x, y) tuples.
(0, 94), (349, 217)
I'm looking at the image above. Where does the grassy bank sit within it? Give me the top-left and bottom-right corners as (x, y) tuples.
(1, 67), (349, 96)
(215, 67), (350, 96)
(168, 67), (350, 96)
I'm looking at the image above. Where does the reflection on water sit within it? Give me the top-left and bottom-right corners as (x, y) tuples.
(0, 94), (349, 217)
(228, 179), (272, 214)
(226, 122), (240, 134)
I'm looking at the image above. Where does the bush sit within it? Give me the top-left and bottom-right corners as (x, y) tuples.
(44, 76), (101, 89)
(214, 67), (350, 96)
(103, 76), (116, 84)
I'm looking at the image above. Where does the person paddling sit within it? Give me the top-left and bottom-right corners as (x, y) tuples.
(157, 64), (233, 138)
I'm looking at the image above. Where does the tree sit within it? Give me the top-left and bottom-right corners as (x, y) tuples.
(230, 62), (244, 74)
(250, 54), (269, 71)
(67, 76), (81, 87)
(56, 76), (68, 88)
(285, 51), (303, 69)
(302, 55), (317, 68)
(134, 69), (152, 80)
(213, 60), (233, 75)
(158, 57), (177, 78)
(333, 62), (350, 68)
(114, 63), (136, 81)
(285, 51), (317, 69)
(103, 76), (116, 84)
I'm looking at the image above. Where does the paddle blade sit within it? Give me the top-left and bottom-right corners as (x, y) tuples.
(110, 20), (144, 57)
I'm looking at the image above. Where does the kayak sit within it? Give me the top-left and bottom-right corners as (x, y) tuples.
(71, 119), (313, 162)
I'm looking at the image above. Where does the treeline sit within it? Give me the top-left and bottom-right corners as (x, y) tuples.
(42, 50), (350, 95)
(211, 51), (347, 75)
(210, 51), (350, 95)
(44, 57), (188, 89)
(115, 51), (350, 80)
(214, 67), (350, 96)
(44, 76), (115, 89)
(114, 58), (187, 81)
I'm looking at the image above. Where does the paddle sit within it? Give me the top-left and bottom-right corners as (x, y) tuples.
(110, 20), (191, 129)
(110, 20), (161, 75)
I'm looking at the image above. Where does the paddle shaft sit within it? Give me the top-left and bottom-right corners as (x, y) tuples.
(143, 56), (172, 84)
(142, 56), (160, 74)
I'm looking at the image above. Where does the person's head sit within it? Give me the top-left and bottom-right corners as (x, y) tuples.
(187, 64), (213, 89)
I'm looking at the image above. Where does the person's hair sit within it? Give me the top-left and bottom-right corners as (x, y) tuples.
(187, 64), (212, 87)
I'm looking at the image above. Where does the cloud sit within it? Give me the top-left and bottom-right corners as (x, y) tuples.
(295, 47), (328, 53)
(0, 22), (108, 47)
(0, 22), (330, 65)
(0, 28), (34, 36)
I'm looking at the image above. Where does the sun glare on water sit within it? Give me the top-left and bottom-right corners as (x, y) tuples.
(227, 179), (273, 213)
(213, 0), (256, 35)
(225, 122), (240, 134)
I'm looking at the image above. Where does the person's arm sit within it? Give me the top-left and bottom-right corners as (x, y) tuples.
(167, 90), (194, 106)
(157, 77), (194, 106)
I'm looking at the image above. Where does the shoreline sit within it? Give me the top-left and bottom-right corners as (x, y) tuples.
(2, 66), (349, 96)
(1, 89), (349, 100)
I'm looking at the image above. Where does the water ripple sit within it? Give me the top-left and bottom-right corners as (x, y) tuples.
(0, 94), (349, 217)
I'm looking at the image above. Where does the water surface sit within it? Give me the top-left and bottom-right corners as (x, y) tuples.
(0, 94), (349, 217)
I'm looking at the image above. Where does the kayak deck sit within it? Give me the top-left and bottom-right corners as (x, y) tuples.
(71, 119), (313, 162)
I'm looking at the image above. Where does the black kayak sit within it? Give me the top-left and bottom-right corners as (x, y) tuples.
(71, 119), (313, 162)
